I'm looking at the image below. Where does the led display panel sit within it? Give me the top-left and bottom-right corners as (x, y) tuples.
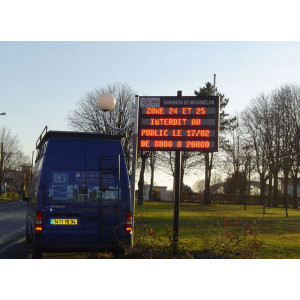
(138, 96), (220, 152)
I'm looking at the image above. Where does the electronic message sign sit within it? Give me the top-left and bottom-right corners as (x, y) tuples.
(138, 96), (220, 152)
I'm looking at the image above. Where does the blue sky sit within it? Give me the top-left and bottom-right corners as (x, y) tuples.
(1, 42), (300, 191)
(1, 41), (300, 161)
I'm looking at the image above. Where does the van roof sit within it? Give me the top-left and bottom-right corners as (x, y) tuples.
(36, 129), (122, 149)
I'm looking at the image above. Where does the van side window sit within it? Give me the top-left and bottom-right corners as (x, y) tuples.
(29, 171), (41, 203)
(48, 170), (119, 203)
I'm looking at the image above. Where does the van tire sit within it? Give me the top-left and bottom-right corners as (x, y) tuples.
(32, 245), (43, 259)
(25, 226), (32, 243)
(113, 247), (125, 258)
(26, 234), (32, 243)
(32, 235), (43, 259)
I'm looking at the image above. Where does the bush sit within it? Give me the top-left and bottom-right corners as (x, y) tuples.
(200, 217), (263, 259)
(127, 217), (192, 258)
(126, 216), (263, 259)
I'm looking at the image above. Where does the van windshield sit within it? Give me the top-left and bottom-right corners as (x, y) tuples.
(48, 170), (119, 203)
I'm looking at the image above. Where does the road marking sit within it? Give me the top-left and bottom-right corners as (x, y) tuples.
(0, 236), (26, 255)
(0, 226), (25, 244)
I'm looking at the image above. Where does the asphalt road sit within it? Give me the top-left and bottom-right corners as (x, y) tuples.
(0, 238), (108, 258)
(0, 201), (29, 258)
(0, 237), (32, 258)
(0, 201), (27, 245)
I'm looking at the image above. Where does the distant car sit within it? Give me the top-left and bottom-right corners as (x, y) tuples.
(24, 128), (132, 258)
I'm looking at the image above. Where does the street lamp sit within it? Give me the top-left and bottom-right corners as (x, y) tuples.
(96, 93), (139, 213)
(96, 93), (116, 112)
(96, 93), (136, 131)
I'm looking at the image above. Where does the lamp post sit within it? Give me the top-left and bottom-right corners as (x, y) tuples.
(1, 112), (6, 197)
(96, 93), (139, 213)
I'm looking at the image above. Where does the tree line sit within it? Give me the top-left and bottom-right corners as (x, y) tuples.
(1, 81), (299, 211)
(0, 127), (31, 195)
(240, 84), (299, 212)
(67, 82), (300, 212)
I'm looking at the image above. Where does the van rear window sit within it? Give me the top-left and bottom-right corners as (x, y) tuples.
(48, 170), (119, 203)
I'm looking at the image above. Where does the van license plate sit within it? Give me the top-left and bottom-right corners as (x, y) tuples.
(50, 219), (77, 225)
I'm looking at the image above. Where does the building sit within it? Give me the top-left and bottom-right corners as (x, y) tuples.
(279, 178), (300, 196)
(143, 184), (172, 201)
(0, 165), (31, 195)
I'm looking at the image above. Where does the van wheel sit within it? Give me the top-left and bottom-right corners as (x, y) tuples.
(25, 227), (32, 243)
(32, 237), (43, 259)
(32, 245), (43, 259)
(26, 234), (32, 243)
(113, 247), (125, 258)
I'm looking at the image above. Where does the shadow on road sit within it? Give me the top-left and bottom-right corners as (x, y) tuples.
(0, 239), (114, 259)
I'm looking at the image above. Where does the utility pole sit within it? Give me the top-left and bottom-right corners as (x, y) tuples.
(0, 142), (3, 196)
(0, 110), (5, 195)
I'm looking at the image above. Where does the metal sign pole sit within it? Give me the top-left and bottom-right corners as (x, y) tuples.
(173, 150), (182, 255)
(173, 90), (182, 255)
(131, 95), (139, 213)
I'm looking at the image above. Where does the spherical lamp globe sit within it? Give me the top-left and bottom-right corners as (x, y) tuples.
(96, 93), (116, 112)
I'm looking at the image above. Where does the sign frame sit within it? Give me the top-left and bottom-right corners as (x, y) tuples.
(138, 95), (220, 152)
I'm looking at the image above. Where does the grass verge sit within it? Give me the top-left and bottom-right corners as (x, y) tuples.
(129, 202), (300, 259)
(0, 196), (16, 203)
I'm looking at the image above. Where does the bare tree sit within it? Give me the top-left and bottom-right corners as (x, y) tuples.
(241, 95), (270, 214)
(268, 88), (285, 207)
(241, 84), (300, 215)
(148, 151), (157, 200)
(288, 85), (300, 209)
(158, 150), (202, 198)
(137, 150), (151, 205)
(274, 84), (300, 215)
(67, 82), (137, 171)
(0, 127), (28, 195)
(223, 113), (244, 203)
(193, 179), (205, 193)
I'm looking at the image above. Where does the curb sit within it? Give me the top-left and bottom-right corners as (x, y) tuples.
(0, 233), (26, 255)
